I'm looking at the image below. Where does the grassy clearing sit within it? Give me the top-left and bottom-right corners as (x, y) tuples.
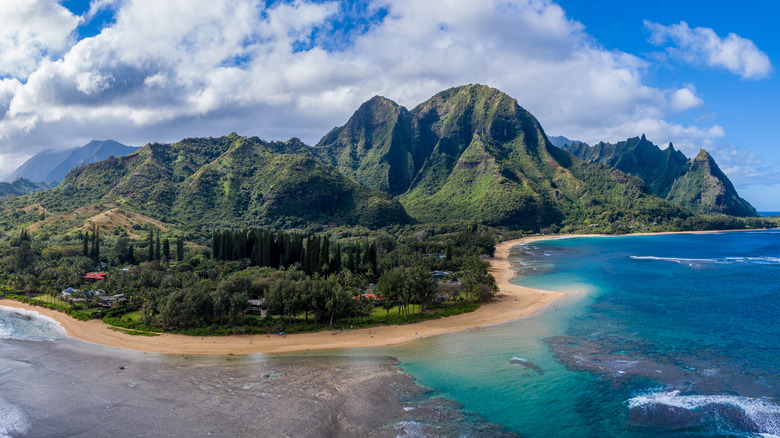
(32, 294), (71, 308)
(108, 327), (161, 336)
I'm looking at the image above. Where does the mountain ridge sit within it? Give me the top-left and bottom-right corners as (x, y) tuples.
(563, 135), (757, 217)
(0, 84), (759, 234)
(3, 140), (139, 183)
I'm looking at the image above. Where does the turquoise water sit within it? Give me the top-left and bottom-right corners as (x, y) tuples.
(383, 230), (780, 437)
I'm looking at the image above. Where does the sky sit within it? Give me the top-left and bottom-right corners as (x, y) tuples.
(0, 0), (777, 209)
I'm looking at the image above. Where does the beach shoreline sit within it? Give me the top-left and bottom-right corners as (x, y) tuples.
(0, 229), (763, 355)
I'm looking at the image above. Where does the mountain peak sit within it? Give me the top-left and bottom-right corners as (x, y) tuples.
(564, 137), (757, 217)
(695, 149), (712, 161)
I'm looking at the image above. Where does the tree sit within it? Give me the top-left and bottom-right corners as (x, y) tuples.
(176, 236), (184, 261)
(155, 232), (161, 261)
(14, 230), (36, 274)
(147, 228), (154, 261)
(406, 266), (437, 314)
(163, 238), (170, 261)
(378, 267), (406, 318)
(90, 223), (100, 261)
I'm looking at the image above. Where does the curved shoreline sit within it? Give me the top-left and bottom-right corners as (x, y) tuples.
(0, 236), (569, 355)
(2, 229), (763, 355)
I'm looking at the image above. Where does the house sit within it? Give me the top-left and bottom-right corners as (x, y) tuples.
(431, 270), (454, 280)
(82, 272), (107, 283)
(61, 288), (84, 303)
(99, 294), (127, 308)
(246, 299), (268, 317)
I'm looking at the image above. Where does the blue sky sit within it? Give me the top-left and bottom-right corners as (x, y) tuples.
(1, 0), (778, 209)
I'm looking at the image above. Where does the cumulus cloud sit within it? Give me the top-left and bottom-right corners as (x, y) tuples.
(0, 0), (80, 78)
(645, 20), (773, 80)
(669, 87), (703, 112)
(0, 0), (742, 176)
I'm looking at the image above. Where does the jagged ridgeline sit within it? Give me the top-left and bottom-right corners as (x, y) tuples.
(5, 84), (752, 232)
(314, 84), (687, 228)
(563, 135), (757, 217)
(16, 135), (409, 229)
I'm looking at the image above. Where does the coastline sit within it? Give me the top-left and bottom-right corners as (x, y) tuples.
(0, 228), (764, 355)
(0, 236), (567, 355)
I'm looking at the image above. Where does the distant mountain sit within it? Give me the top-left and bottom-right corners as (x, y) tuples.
(0, 178), (57, 197)
(563, 135), (757, 217)
(315, 84), (688, 228)
(547, 135), (580, 148)
(3, 140), (139, 183)
(18, 134), (408, 230)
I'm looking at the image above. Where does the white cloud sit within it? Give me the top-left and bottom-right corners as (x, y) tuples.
(669, 87), (703, 112)
(0, 0), (80, 78)
(0, 0), (748, 177)
(645, 20), (773, 80)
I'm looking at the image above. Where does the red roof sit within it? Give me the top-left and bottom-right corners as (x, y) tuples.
(83, 272), (107, 279)
(352, 293), (382, 300)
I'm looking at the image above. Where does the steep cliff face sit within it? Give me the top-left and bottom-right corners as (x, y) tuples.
(314, 96), (418, 196)
(564, 136), (757, 217)
(317, 85), (687, 228)
(665, 150), (757, 217)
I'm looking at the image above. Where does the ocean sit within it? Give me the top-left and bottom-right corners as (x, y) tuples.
(2, 230), (779, 437)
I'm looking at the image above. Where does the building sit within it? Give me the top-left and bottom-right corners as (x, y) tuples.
(82, 272), (107, 283)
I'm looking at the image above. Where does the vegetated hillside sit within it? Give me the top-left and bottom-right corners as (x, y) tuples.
(563, 135), (757, 217)
(13, 134), (408, 231)
(666, 150), (757, 217)
(316, 84), (688, 229)
(0, 178), (57, 197)
(3, 140), (139, 183)
(314, 96), (419, 196)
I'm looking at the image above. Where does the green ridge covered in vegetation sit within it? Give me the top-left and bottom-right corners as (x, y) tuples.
(563, 135), (757, 217)
(4, 134), (408, 232)
(316, 84), (692, 230)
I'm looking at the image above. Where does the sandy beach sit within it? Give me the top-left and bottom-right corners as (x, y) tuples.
(0, 235), (571, 355)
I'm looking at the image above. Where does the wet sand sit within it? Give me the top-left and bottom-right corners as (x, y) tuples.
(0, 338), (518, 437)
(0, 236), (568, 355)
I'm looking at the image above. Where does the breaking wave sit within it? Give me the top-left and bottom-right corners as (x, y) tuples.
(628, 390), (780, 436)
(630, 255), (780, 265)
(0, 306), (66, 341)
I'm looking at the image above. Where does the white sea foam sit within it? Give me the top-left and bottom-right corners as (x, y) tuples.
(628, 390), (780, 435)
(631, 255), (780, 265)
(510, 357), (528, 363)
(0, 396), (32, 438)
(0, 306), (66, 340)
(395, 420), (438, 438)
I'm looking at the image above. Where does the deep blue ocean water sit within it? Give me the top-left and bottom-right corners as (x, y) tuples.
(2, 230), (779, 437)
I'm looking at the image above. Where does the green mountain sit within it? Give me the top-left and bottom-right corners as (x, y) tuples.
(0, 178), (56, 197)
(666, 149), (757, 217)
(314, 96), (419, 196)
(563, 135), (757, 217)
(4, 84), (755, 234)
(19, 134), (408, 230)
(316, 84), (688, 229)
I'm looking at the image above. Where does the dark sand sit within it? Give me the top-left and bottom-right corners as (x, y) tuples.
(0, 337), (517, 437)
